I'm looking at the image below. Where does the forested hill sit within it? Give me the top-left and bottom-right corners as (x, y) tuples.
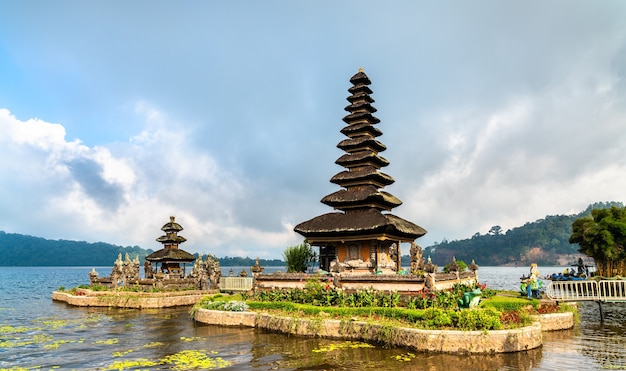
(424, 201), (624, 267)
(0, 231), (153, 266)
(0, 231), (285, 267)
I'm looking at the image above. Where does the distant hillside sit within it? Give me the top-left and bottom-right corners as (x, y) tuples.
(0, 231), (153, 266)
(424, 201), (624, 266)
(0, 231), (285, 267)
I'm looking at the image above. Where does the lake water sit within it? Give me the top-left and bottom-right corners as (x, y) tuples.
(1, 266), (625, 370)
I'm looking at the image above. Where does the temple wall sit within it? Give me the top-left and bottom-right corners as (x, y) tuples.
(253, 272), (477, 295)
(90, 277), (199, 291)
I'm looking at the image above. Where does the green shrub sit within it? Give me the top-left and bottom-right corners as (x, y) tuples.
(453, 307), (503, 330)
(247, 301), (298, 312)
(283, 242), (317, 273)
(422, 308), (452, 328)
(242, 300), (529, 331)
(480, 295), (539, 311)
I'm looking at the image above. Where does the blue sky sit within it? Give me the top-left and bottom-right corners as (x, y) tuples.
(1, 1), (626, 259)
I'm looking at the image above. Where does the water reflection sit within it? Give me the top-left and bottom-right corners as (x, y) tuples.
(3, 266), (626, 370)
(232, 327), (544, 371)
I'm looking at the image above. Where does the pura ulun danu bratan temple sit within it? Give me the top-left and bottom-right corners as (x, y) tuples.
(294, 68), (427, 275)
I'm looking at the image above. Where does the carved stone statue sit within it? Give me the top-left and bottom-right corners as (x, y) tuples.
(389, 243), (398, 269)
(448, 256), (459, 273)
(119, 253), (140, 285)
(410, 242), (424, 273)
(89, 268), (98, 285)
(188, 257), (209, 290)
(250, 257), (264, 275)
(329, 259), (345, 273)
(111, 253), (123, 287)
(468, 259), (479, 281)
(204, 254), (221, 290)
(143, 261), (153, 279)
(424, 256), (437, 274)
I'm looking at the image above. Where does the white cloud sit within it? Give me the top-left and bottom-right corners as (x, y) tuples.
(398, 69), (626, 246)
(0, 105), (303, 257)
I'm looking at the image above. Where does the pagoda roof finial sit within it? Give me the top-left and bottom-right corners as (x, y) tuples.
(358, 67), (364, 73)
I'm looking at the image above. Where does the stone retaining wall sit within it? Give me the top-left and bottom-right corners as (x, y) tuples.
(530, 311), (575, 331)
(194, 309), (257, 327)
(52, 289), (215, 308)
(192, 309), (570, 354)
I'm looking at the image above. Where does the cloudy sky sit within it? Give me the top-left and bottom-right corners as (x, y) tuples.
(1, 2), (625, 259)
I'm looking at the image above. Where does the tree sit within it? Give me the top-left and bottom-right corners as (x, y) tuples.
(283, 241), (317, 273)
(569, 206), (626, 277)
(488, 226), (503, 236)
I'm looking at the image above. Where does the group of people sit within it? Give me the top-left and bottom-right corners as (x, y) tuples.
(521, 258), (591, 298)
(547, 257), (590, 281)
(520, 263), (542, 299)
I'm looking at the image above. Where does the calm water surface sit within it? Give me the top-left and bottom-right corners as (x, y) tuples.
(0, 266), (625, 370)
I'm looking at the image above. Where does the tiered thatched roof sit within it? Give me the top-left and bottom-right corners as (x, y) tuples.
(144, 247), (195, 262)
(145, 216), (195, 263)
(294, 69), (427, 244)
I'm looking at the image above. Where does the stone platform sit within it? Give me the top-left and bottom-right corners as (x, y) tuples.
(193, 308), (574, 354)
(52, 288), (217, 308)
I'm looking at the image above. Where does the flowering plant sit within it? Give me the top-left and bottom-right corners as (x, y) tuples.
(202, 300), (249, 312)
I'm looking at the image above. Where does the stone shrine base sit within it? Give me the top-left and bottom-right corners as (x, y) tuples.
(194, 309), (574, 354)
(52, 288), (217, 309)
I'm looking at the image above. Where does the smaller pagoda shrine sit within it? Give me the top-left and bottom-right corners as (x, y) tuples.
(145, 216), (196, 278)
(89, 215), (222, 291)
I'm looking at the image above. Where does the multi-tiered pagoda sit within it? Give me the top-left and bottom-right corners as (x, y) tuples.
(295, 69), (427, 274)
(145, 216), (196, 277)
